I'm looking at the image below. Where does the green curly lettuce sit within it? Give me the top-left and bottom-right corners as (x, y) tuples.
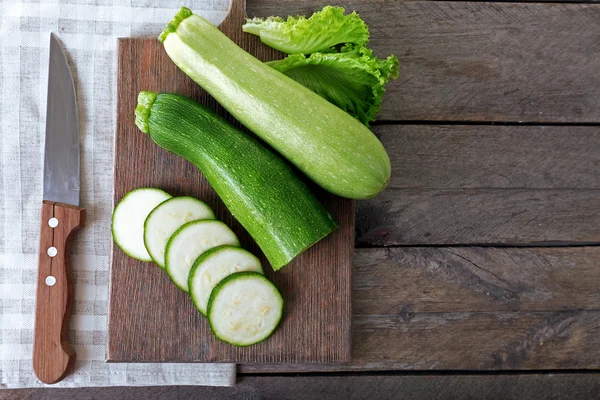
(243, 6), (369, 54)
(268, 44), (399, 126)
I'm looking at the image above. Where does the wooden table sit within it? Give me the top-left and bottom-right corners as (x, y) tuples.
(8, 0), (600, 397)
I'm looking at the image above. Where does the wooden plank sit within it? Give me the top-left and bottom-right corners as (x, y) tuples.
(241, 247), (600, 372)
(247, 1), (600, 123)
(352, 247), (600, 314)
(373, 125), (600, 190)
(358, 188), (600, 245)
(6, 374), (600, 399)
(357, 125), (600, 245)
(108, 1), (353, 363)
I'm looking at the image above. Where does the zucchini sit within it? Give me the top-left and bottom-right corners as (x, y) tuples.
(112, 188), (172, 262)
(143, 196), (215, 269)
(207, 272), (283, 347)
(165, 220), (239, 292)
(135, 91), (338, 270)
(158, 7), (391, 200)
(189, 246), (263, 316)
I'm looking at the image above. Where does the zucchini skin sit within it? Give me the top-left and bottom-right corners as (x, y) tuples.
(136, 91), (338, 270)
(159, 8), (391, 200)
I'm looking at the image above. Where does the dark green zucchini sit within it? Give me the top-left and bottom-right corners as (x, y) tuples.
(135, 91), (338, 270)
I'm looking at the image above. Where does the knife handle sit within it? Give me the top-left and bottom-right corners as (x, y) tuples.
(33, 200), (85, 384)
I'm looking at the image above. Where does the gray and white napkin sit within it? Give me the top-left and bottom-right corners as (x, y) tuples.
(0, 0), (236, 388)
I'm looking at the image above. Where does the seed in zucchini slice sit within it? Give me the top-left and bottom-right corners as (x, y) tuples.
(207, 272), (283, 347)
(165, 220), (239, 292)
(144, 196), (215, 269)
(189, 246), (263, 316)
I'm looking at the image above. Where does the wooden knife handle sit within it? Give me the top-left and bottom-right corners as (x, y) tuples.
(33, 200), (85, 384)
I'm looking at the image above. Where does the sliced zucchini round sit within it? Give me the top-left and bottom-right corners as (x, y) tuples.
(207, 272), (283, 347)
(112, 188), (172, 262)
(144, 196), (215, 269)
(189, 246), (263, 316)
(165, 220), (239, 292)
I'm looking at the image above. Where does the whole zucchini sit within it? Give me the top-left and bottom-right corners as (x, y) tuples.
(159, 7), (391, 200)
(135, 91), (338, 270)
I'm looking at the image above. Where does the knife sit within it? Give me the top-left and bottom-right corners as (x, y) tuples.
(33, 33), (85, 385)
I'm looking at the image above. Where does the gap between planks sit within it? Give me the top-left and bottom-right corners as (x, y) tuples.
(358, 243), (600, 248)
(373, 120), (600, 127)
(239, 246), (600, 372)
(238, 370), (600, 377)
(357, 124), (600, 246)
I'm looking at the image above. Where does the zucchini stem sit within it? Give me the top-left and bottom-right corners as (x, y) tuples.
(135, 91), (158, 134)
(158, 7), (193, 43)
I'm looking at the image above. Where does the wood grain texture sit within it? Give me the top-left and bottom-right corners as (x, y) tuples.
(108, 0), (353, 363)
(33, 201), (85, 384)
(6, 374), (600, 400)
(352, 247), (600, 314)
(372, 125), (600, 190)
(357, 125), (600, 245)
(246, 1), (600, 123)
(248, 310), (600, 371)
(241, 247), (600, 372)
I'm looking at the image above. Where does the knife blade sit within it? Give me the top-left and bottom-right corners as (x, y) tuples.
(42, 33), (80, 206)
(33, 33), (86, 385)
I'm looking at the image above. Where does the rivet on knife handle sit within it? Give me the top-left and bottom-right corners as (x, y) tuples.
(33, 200), (85, 384)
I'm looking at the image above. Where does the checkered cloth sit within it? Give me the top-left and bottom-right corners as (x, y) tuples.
(0, 0), (236, 388)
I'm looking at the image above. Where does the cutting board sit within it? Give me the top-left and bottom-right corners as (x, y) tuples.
(107, 0), (353, 363)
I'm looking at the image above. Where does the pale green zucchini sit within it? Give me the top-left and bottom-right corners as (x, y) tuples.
(158, 7), (391, 200)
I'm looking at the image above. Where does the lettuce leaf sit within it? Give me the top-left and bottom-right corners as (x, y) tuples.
(243, 6), (369, 55)
(268, 44), (399, 126)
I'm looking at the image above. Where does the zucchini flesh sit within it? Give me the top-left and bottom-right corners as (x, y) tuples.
(112, 188), (172, 262)
(159, 7), (391, 200)
(143, 196), (215, 269)
(207, 272), (283, 347)
(135, 92), (338, 270)
(165, 220), (239, 292)
(189, 246), (263, 316)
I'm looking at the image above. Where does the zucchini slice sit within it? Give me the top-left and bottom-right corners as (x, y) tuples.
(165, 220), (239, 292)
(112, 188), (172, 261)
(189, 246), (263, 316)
(207, 272), (283, 346)
(143, 196), (215, 269)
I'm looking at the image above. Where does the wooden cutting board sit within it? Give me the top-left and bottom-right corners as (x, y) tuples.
(107, 0), (353, 363)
